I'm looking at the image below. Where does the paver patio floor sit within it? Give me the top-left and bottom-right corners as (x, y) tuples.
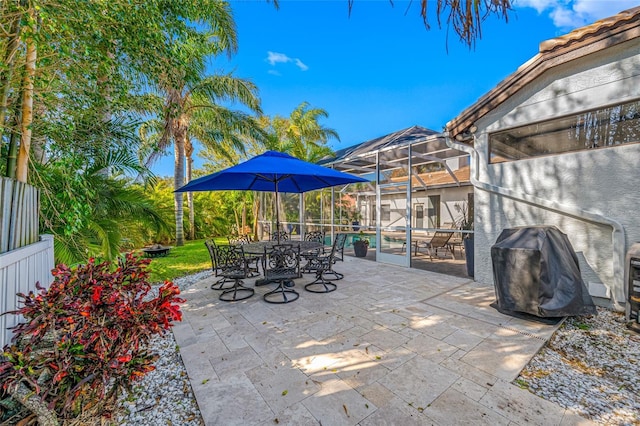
(173, 256), (593, 425)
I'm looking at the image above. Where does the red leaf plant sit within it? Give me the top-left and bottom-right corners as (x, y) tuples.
(0, 252), (184, 422)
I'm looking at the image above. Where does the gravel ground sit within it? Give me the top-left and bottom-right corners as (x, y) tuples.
(117, 272), (640, 425)
(517, 307), (640, 425)
(116, 271), (210, 426)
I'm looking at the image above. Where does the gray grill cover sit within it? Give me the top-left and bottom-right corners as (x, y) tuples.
(491, 226), (596, 318)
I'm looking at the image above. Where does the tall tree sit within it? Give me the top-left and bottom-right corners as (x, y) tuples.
(1, 0), (233, 180)
(198, 102), (338, 236)
(152, 69), (263, 245)
(260, 102), (336, 161)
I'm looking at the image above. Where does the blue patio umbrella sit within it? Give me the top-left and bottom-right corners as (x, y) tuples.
(175, 150), (368, 241)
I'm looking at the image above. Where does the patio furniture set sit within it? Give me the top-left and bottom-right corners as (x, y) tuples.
(204, 231), (348, 304)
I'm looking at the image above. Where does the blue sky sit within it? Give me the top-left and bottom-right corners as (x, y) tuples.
(152, 0), (637, 176)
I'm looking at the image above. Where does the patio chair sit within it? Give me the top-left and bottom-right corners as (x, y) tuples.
(333, 232), (347, 262)
(415, 231), (455, 260)
(215, 244), (254, 302)
(300, 231), (326, 268)
(205, 239), (234, 291)
(270, 230), (289, 242)
(303, 230), (325, 245)
(303, 235), (344, 294)
(227, 234), (251, 245)
(227, 234), (260, 277)
(262, 244), (301, 304)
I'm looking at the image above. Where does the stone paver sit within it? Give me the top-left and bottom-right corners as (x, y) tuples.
(174, 256), (583, 425)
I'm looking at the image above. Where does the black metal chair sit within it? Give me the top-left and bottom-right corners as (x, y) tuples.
(300, 231), (325, 271)
(228, 234), (251, 245)
(227, 234), (260, 277)
(216, 245), (254, 302)
(261, 244), (300, 304)
(205, 239), (234, 291)
(303, 235), (343, 294)
(333, 232), (347, 262)
(270, 231), (289, 242)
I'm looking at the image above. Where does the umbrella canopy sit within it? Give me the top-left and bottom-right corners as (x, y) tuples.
(175, 151), (369, 239)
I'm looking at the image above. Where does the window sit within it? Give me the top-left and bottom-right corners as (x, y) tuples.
(489, 99), (640, 163)
(381, 204), (391, 222)
(427, 195), (440, 229)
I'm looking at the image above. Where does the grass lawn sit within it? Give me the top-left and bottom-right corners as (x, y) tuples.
(143, 237), (227, 283)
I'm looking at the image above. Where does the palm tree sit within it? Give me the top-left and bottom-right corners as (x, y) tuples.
(261, 102), (337, 160)
(36, 148), (169, 264)
(257, 102), (338, 230)
(151, 71), (263, 246)
(349, 0), (513, 49)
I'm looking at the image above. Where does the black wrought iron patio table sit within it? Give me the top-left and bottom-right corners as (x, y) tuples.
(241, 241), (323, 286)
(241, 241), (323, 256)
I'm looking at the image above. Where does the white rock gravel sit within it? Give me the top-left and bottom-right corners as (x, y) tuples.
(116, 270), (211, 426)
(517, 307), (640, 426)
(117, 272), (640, 426)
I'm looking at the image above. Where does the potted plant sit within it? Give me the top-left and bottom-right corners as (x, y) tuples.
(455, 202), (474, 277)
(353, 231), (369, 257)
(350, 210), (362, 231)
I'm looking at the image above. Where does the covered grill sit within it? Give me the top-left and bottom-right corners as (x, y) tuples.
(491, 225), (596, 318)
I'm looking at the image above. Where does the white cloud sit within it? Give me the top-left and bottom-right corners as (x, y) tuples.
(515, 0), (557, 13)
(267, 51), (291, 66)
(266, 51), (309, 73)
(294, 58), (309, 71)
(268, 69), (281, 76)
(515, 0), (638, 29)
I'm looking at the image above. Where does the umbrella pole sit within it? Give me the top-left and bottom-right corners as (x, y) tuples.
(275, 181), (280, 244)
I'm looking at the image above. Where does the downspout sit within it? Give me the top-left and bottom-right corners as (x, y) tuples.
(444, 132), (626, 311)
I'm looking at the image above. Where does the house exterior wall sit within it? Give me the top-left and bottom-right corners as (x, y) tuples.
(380, 185), (473, 230)
(471, 38), (640, 308)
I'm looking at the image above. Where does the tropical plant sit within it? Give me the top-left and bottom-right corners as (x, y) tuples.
(355, 230), (369, 246)
(259, 102), (337, 160)
(349, 0), (513, 48)
(142, 70), (264, 245)
(0, 254), (184, 424)
(251, 102), (338, 228)
(33, 148), (169, 264)
(453, 200), (473, 238)
(1, 0), (229, 181)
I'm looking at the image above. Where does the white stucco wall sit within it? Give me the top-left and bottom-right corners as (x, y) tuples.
(472, 38), (640, 308)
(380, 185), (473, 230)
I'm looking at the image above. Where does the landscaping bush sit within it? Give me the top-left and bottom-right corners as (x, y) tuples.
(0, 253), (184, 425)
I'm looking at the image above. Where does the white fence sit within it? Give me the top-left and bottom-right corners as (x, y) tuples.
(1, 177), (40, 254)
(0, 235), (54, 348)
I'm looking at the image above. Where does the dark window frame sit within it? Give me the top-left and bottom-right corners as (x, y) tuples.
(489, 99), (640, 163)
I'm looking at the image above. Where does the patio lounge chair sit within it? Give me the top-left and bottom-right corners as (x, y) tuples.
(416, 231), (455, 260)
